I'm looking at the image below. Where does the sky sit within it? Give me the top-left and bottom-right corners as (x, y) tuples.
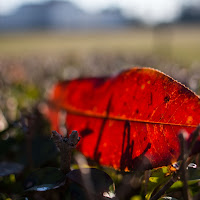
(0, 0), (197, 24)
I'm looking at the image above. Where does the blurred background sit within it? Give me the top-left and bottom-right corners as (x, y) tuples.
(0, 1), (200, 199)
(0, 0), (200, 122)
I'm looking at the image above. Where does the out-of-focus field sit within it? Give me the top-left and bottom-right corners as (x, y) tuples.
(1, 25), (200, 200)
(0, 25), (200, 65)
(0, 25), (200, 121)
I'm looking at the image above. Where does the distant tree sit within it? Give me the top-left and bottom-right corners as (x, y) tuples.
(178, 5), (200, 23)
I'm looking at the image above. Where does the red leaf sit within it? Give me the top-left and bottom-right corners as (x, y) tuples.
(45, 67), (200, 171)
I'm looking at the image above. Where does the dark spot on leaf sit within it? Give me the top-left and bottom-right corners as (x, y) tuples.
(80, 128), (93, 137)
(144, 136), (147, 141)
(136, 109), (139, 114)
(136, 68), (142, 72)
(170, 148), (175, 153)
(148, 92), (153, 106)
(146, 143), (151, 150)
(168, 77), (174, 83)
(93, 77), (107, 88)
(178, 87), (187, 95)
(164, 96), (170, 103)
(178, 87), (193, 98)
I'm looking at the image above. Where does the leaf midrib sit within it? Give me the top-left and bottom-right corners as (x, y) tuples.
(65, 106), (197, 128)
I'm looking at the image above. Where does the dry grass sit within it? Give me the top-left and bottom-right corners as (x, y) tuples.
(0, 25), (200, 65)
(0, 25), (200, 106)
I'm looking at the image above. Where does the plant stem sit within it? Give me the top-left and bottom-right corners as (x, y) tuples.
(178, 132), (190, 200)
(51, 130), (80, 174)
(150, 176), (177, 200)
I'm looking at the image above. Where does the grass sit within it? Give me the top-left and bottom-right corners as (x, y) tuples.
(0, 25), (200, 66)
(0, 28), (154, 56)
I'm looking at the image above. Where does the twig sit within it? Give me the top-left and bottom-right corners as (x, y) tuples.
(188, 125), (200, 155)
(144, 170), (151, 195)
(178, 131), (190, 200)
(150, 175), (177, 200)
(51, 130), (80, 174)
